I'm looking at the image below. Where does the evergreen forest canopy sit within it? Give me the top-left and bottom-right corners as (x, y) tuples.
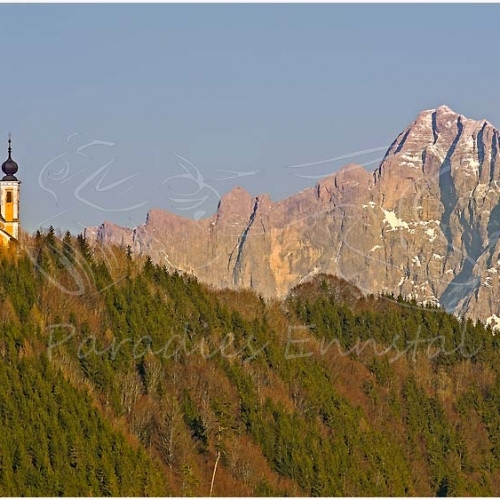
(1, 227), (500, 496)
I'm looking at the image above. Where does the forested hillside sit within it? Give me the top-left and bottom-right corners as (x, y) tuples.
(1, 228), (500, 496)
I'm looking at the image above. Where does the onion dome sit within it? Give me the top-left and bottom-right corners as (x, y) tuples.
(2, 137), (19, 181)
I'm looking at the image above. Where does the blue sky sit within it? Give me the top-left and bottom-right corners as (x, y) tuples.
(1, 3), (500, 233)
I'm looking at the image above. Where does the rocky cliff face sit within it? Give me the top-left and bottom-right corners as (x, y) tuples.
(85, 105), (500, 327)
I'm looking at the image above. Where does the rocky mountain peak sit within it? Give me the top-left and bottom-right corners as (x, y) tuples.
(86, 105), (500, 328)
(384, 105), (457, 160)
(375, 105), (500, 201)
(215, 185), (257, 225)
(315, 164), (371, 204)
(217, 185), (252, 208)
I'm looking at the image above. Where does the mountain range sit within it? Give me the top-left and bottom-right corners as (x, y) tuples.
(85, 105), (500, 328)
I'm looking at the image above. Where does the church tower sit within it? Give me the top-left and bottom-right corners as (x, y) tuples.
(0, 137), (21, 245)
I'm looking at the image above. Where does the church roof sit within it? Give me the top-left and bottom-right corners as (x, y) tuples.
(2, 137), (19, 181)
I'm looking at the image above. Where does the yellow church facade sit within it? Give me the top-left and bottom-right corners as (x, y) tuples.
(0, 138), (21, 246)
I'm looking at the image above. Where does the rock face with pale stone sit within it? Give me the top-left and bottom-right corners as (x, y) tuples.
(85, 105), (500, 328)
